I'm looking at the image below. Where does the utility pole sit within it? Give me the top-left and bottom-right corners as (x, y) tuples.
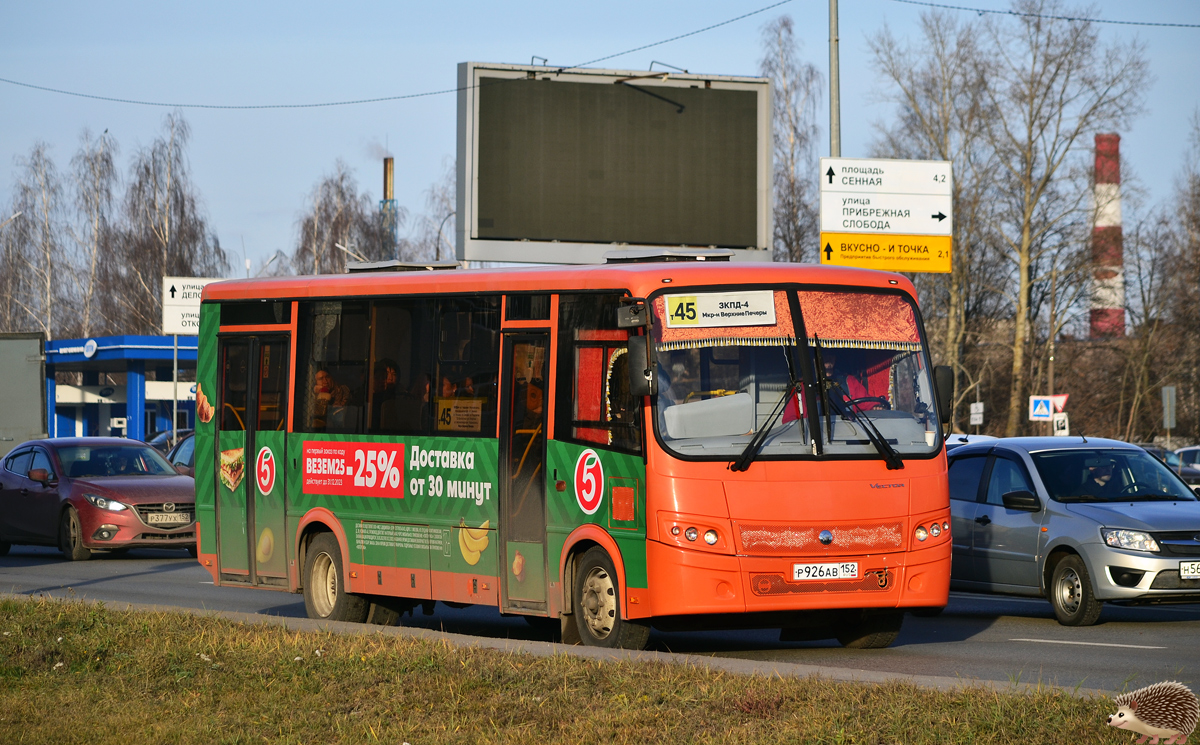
(1047, 264), (1056, 436)
(829, 0), (841, 157)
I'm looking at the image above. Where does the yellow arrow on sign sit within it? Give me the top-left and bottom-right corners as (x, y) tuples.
(819, 232), (952, 273)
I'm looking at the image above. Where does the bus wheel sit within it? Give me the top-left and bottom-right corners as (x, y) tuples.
(836, 610), (903, 649)
(303, 533), (369, 623)
(572, 547), (649, 650)
(365, 598), (402, 627)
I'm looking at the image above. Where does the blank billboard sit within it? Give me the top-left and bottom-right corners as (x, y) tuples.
(457, 63), (771, 264)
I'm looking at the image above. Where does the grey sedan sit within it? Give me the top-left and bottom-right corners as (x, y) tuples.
(948, 437), (1200, 626)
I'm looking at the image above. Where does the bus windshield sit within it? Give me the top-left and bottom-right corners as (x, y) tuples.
(652, 288), (939, 461)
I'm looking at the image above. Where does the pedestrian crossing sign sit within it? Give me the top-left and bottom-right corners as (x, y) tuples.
(1028, 396), (1053, 421)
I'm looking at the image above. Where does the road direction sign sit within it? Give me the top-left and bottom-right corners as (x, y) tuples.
(820, 192), (952, 236)
(819, 157), (952, 274)
(1028, 396), (1053, 422)
(821, 234), (952, 273)
(822, 158), (952, 196)
(162, 277), (221, 335)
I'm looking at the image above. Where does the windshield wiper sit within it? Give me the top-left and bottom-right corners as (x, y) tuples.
(812, 335), (904, 471)
(730, 378), (800, 473)
(730, 348), (803, 472)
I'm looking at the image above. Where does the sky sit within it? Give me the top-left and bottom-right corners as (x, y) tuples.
(2, 1), (1198, 275)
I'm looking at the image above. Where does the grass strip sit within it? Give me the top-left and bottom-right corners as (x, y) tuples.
(0, 596), (1118, 744)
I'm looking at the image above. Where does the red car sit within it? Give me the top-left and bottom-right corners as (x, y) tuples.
(0, 438), (196, 560)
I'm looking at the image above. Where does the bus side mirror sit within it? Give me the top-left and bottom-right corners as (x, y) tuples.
(627, 336), (657, 398)
(934, 365), (953, 426)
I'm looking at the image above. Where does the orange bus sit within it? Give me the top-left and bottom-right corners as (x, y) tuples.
(194, 254), (952, 649)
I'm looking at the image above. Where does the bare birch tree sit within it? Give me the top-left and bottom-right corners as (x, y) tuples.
(1114, 213), (1179, 441)
(760, 16), (822, 263)
(981, 0), (1149, 435)
(293, 160), (402, 274)
(106, 113), (227, 333)
(68, 129), (118, 337)
(406, 158), (455, 262)
(869, 11), (1006, 429)
(5, 143), (66, 340)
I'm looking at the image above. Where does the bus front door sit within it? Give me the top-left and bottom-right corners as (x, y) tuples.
(216, 335), (290, 586)
(498, 333), (549, 613)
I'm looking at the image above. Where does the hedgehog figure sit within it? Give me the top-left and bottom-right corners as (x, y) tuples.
(1108, 681), (1199, 744)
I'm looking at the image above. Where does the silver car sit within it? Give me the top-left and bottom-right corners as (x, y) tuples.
(947, 437), (1200, 626)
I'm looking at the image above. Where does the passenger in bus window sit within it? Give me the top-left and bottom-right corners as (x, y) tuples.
(371, 358), (399, 430)
(440, 376), (457, 398)
(312, 369), (350, 429)
(472, 372), (497, 403)
(456, 376), (475, 397)
(391, 373), (431, 432)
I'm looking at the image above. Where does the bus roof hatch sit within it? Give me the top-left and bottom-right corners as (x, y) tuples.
(345, 260), (461, 273)
(603, 248), (734, 264)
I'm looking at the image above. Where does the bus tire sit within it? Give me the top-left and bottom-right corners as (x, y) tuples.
(560, 614), (582, 646)
(59, 508), (92, 562)
(303, 533), (369, 623)
(365, 600), (402, 627)
(572, 547), (649, 650)
(523, 614), (561, 639)
(836, 610), (903, 649)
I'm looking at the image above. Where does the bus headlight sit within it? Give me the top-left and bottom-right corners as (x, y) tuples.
(703, 529), (719, 545)
(929, 523), (941, 537)
(684, 527), (698, 542)
(915, 525), (928, 542)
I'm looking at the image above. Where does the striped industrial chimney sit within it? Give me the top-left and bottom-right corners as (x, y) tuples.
(1090, 133), (1125, 338)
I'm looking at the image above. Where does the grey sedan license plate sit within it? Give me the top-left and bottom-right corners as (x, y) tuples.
(147, 512), (191, 525)
(1181, 561), (1200, 580)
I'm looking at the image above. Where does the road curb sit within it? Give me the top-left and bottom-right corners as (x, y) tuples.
(1, 592), (1115, 698)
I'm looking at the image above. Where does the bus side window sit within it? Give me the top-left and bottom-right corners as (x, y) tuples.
(295, 301), (369, 434)
(556, 294), (642, 454)
(434, 297), (500, 437)
(363, 296), (499, 437)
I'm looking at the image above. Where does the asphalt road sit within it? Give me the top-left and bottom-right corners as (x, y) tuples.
(2, 544), (1198, 693)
